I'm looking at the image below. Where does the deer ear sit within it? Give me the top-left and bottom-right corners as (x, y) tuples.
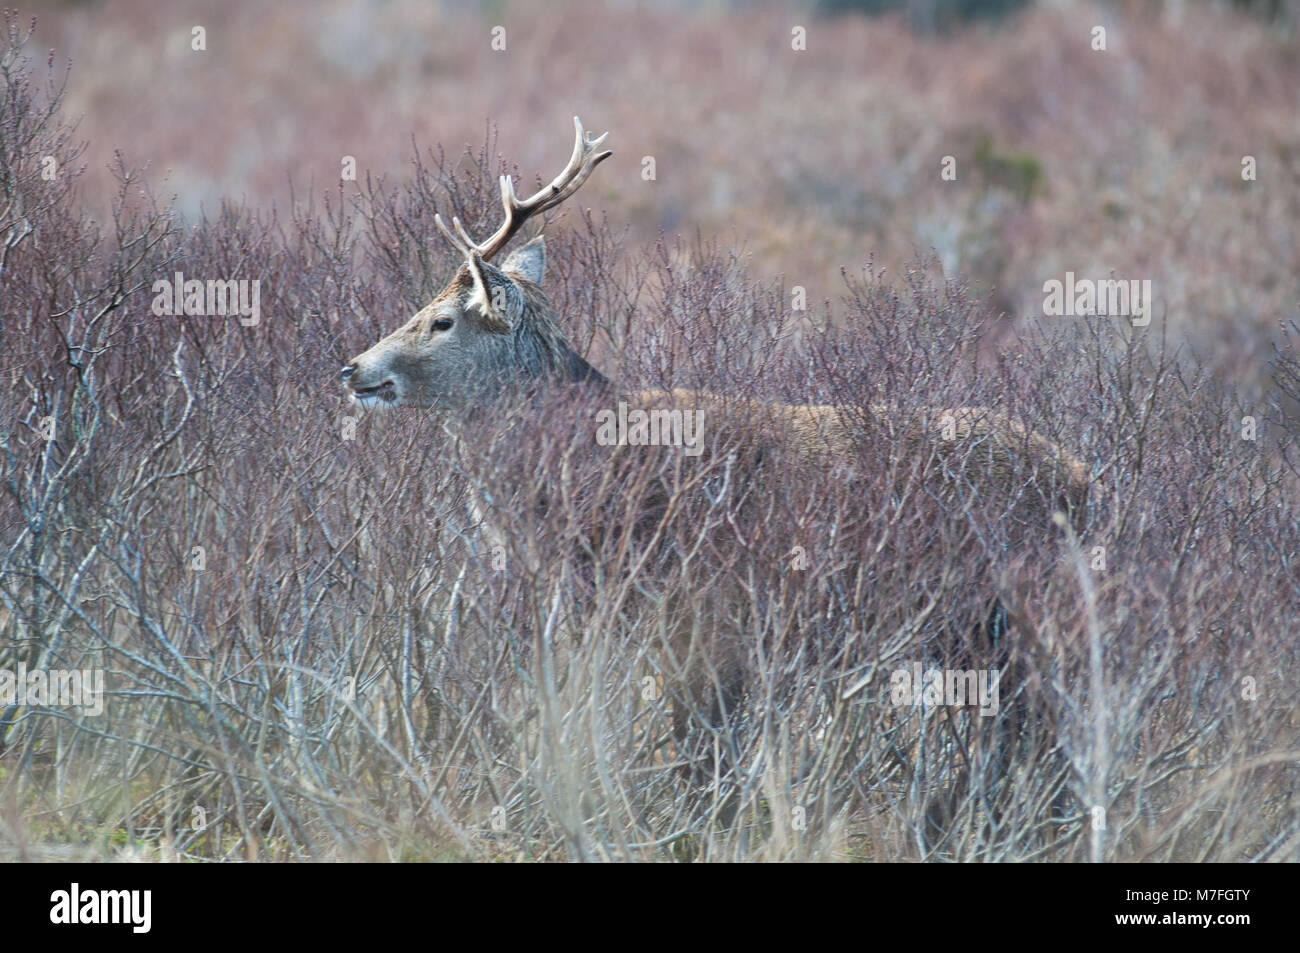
(501, 236), (546, 286)
(465, 252), (520, 333)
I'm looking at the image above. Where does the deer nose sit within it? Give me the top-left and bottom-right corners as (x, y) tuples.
(341, 364), (357, 383)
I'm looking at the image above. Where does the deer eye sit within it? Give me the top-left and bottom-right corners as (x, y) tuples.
(431, 317), (454, 333)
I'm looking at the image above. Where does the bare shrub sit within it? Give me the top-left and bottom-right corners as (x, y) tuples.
(1, 24), (1296, 861)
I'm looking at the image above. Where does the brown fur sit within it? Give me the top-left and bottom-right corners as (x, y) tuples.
(627, 387), (1088, 520)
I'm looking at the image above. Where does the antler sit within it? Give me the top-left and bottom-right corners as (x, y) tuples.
(436, 116), (612, 262)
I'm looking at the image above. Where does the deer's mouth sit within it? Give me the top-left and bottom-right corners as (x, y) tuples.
(350, 380), (397, 404)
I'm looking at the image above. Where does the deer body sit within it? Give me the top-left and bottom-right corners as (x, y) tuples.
(343, 119), (1088, 844)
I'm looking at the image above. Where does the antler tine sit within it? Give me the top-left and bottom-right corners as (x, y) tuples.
(436, 116), (612, 263)
(451, 216), (481, 254)
(434, 213), (472, 258)
(517, 117), (610, 218)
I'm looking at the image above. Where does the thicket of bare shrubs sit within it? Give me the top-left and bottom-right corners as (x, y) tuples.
(2, 19), (1297, 861)
(26, 0), (1300, 405)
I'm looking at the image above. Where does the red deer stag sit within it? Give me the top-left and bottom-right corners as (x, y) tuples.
(342, 117), (1090, 849)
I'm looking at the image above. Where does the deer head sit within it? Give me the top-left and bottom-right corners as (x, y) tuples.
(342, 117), (612, 411)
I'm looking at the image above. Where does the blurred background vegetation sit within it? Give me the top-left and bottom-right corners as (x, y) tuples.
(19, 0), (1300, 404)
